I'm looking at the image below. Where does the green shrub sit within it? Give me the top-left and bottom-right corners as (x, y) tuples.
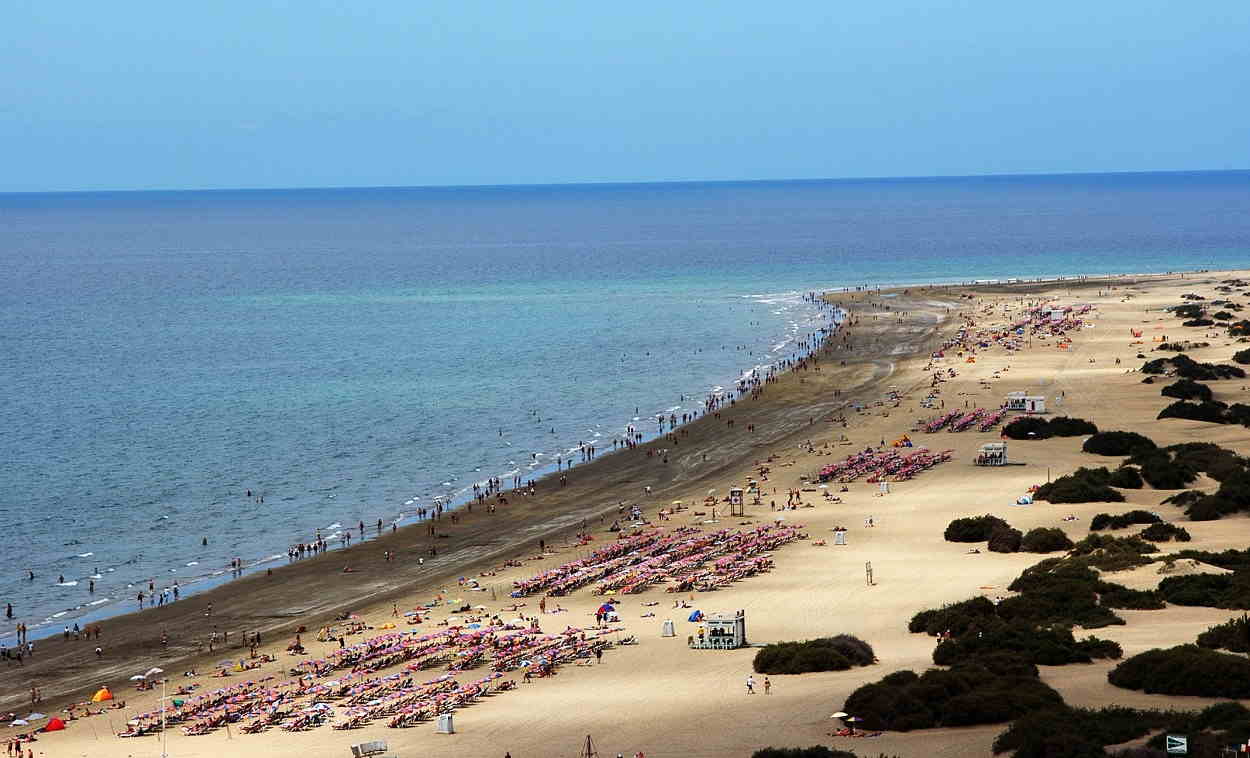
(1161, 379), (1214, 401)
(1158, 573), (1250, 609)
(1098, 586), (1166, 610)
(1230, 320), (1250, 336)
(1002, 416), (1050, 440)
(944, 514), (1012, 542)
(842, 661), (1064, 731)
(1174, 467), (1250, 520)
(1234, 348), (1250, 364)
(1001, 416), (1097, 440)
(1090, 510), (1161, 531)
(752, 634), (875, 674)
(1068, 534), (1157, 570)
(932, 622), (1121, 667)
(1002, 560), (1125, 627)
(1045, 417), (1100, 436)
(1109, 466), (1144, 488)
(1138, 523), (1190, 542)
(1197, 614), (1250, 653)
(1020, 527), (1074, 553)
(909, 596), (997, 636)
(993, 705), (1178, 758)
(1082, 431), (1156, 456)
(1034, 468), (1126, 504)
(1158, 399), (1231, 423)
(1141, 353), (1246, 380)
(1109, 645), (1250, 697)
(988, 526), (1023, 553)
(1170, 548), (1250, 571)
(1162, 489), (1205, 506)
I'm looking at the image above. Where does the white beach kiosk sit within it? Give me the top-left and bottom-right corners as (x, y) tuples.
(1005, 392), (1045, 414)
(689, 610), (748, 650)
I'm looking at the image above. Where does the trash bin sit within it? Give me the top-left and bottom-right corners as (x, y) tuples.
(661, 619), (675, 637)
(437, 712), (455, 734)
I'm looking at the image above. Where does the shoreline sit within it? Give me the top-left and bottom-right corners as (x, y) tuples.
(4, 267), (1220, 645)
(0, 266), (1221, 714)
(0, 284), (932, 709)
(2, 291), (839, 646)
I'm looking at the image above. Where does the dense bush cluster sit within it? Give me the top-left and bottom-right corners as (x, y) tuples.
(1034, 468), (1127, 504)
(1197, 614), (1250, 653)
(1126, 442), (1248, 492)
(1108, 645), (1250, 697)
(1161, 378), (1214, 401)
(993, 702), (1250, 758)
(943, 515), (1011, 542)
(1000, 416), (1097, 440)
(1067, 534), (1158, 571)
(910, 569), (1132, 636)
(1235, 348), (1250, 364)
(1097, 585), (1166, 610)
(1158, 573), (1250, 609)
(1139, 353), (1246, 380)
(1171, 548), (1250, 571)
(1230, 320), (1250, 337)
(841, 659), (1064, 731)
(909, 596), (998, 637)
(1160, 461), (1250, 520)
(752, 635), (875, 674)
(1137, 522), (1190, 542)
(988, 526), (1023, 553)
(1090, 510), (1161, 531)
(932, 622), (1121, 667)
(1157, 399), (1250, 425)
(1020, 527), (1074, 553)
(1081, 430), (1156, 456)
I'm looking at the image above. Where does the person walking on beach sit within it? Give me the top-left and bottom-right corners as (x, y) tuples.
(746, 675), (755, 694)
(764, 677), (771, 694)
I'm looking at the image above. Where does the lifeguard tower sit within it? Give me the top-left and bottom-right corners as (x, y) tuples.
(975, 442), (1008, 466)
(729, 487), (745, 516)
(689, 610), (747, 650)
(1005, 392), (1045, 414)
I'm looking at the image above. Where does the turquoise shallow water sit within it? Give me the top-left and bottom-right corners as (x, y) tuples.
(2, 171), (1248, 639)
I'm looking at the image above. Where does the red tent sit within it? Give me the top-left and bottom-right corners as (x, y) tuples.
(43, 717), (65, 732)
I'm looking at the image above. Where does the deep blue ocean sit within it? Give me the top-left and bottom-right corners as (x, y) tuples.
(2, 171), (1248, 640)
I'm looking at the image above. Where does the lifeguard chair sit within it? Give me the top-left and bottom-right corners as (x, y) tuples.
(729, 487), (745, 516)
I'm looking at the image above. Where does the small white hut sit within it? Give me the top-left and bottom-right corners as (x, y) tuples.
(690, 610), (747, 650)
(975, 442), (1008, 466)
(1005, 391), (1045, 414)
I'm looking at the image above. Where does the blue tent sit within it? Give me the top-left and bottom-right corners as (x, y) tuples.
(687, 610), (703, 622)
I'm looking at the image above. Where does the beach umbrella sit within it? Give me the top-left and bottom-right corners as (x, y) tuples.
(43, 717), (65, 732)
(830, 712), (848, 718)
(145, 667), (164, 678)
(130, 675), (147, 681)
(26, 713), (46, 721)
(845, 716), (862, 722)
(91, 687), (113, 702)
(9, 720), (28, 727)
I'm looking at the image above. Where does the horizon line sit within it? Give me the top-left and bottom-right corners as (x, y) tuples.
(3, 166), (1248, 197)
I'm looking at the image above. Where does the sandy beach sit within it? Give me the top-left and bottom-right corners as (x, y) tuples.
(6, 269), (1249, 758)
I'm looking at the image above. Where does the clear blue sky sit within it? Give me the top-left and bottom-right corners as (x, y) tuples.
(3, 0), (1248, 192)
